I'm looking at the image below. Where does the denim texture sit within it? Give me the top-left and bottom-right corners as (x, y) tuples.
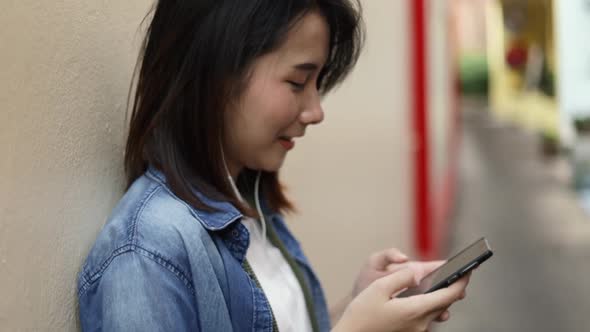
(77, 167), (330, 331)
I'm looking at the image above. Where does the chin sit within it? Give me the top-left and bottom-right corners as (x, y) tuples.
(245, 148), (288, 173)
(255, 157), (286, 173)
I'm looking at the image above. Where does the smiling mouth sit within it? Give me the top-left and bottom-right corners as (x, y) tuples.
(278, 136), (295, 150)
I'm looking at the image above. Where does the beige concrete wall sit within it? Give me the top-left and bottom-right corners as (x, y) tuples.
(283, 0), (413, 304)
(428, 0), (453, 193)
(0, 1), (152, 330)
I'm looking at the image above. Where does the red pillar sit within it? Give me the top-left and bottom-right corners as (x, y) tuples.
(411, 0), (432, 259)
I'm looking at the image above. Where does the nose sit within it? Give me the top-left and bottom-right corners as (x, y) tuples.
(299, 90), (324, 125)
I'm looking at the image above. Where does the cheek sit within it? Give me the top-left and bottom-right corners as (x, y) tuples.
(261, 91), (300, 132)
(236, 80), (300, 146)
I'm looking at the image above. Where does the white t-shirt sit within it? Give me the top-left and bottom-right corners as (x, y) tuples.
(242, 217), (313, 332)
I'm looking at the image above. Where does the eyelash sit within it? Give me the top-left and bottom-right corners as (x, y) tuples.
(287, 80), (305, 91)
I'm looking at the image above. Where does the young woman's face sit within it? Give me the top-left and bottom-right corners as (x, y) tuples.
(223, 11), (329, 178)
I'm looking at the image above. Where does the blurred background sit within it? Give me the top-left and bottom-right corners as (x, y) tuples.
(1, 0), (590, 331)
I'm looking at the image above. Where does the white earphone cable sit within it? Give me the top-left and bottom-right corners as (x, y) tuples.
(220, 141), (266, 245)
(254, 171), (267, 247)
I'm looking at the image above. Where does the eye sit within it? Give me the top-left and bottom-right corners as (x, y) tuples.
(287, 80), (305, 91)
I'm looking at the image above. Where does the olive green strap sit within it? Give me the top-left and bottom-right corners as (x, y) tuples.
(242, 259), (280, 332)
(264, 221), (320, 332)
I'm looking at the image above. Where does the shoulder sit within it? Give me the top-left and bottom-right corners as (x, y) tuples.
(77, 172), (211, 295)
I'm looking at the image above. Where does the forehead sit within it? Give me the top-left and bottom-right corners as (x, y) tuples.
(272, 11), (330, 66)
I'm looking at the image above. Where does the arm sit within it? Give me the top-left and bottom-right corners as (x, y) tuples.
(329, 294), (352, 324)
(79, 251), (199, 332)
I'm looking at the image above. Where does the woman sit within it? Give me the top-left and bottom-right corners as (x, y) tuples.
(78, 1), (470, 331)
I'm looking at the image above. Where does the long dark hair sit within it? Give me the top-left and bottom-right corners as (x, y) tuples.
(125, 0), (364, 216)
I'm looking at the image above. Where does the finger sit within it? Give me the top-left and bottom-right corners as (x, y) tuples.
(420, 260), (446, 277)
(432, 276), (469, 304)
(371, 248), (409, 269)
(458, 273), (472, 290)
(384, 248), (409, 263)
(405, 261), (445, 282)
(435, 310), (450, 322)
(386, 262), (410, 273)
(388, 261), (429, 284)
(459, 290), (466, 300)
(405, 276), (469, 313)
(373, 267), (417, 297)
(463, 271), (473, 282)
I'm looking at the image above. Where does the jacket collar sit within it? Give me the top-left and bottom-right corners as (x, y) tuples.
(146, 166), (242, 231)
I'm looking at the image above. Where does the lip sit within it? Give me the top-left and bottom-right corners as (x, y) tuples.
(278, 138), (295, 150)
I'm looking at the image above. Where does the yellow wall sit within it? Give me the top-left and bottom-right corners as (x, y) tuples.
(487, 0), (558, 136)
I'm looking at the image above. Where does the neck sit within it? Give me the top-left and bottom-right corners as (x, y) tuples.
(227, 163), (242, 182)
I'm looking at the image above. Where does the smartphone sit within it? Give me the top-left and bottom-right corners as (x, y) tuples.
(398, 237), (493, 297)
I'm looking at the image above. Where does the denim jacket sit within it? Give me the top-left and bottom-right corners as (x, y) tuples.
(77, 167), (331, 331)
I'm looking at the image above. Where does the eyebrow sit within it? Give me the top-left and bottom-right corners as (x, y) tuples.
(293, 62), (320, 72)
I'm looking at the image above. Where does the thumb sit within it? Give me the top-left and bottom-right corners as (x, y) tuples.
(373, 267), (417, 298)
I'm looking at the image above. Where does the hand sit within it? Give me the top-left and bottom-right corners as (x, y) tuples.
(352, 248), (409, 298)
(386, 260), (466, 322)
(332, 268), (470, 332)
(354, 252), (459, 323)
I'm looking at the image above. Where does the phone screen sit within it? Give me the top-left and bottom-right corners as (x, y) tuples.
(398, 238), (492, 297)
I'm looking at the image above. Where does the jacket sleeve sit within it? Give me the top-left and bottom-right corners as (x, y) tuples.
(79, 251), (200, 332)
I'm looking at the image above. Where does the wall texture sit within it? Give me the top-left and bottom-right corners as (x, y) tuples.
(0, 0), (412, 329)
(283, 0), (412, 304)
(0, 1), (152, 330)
